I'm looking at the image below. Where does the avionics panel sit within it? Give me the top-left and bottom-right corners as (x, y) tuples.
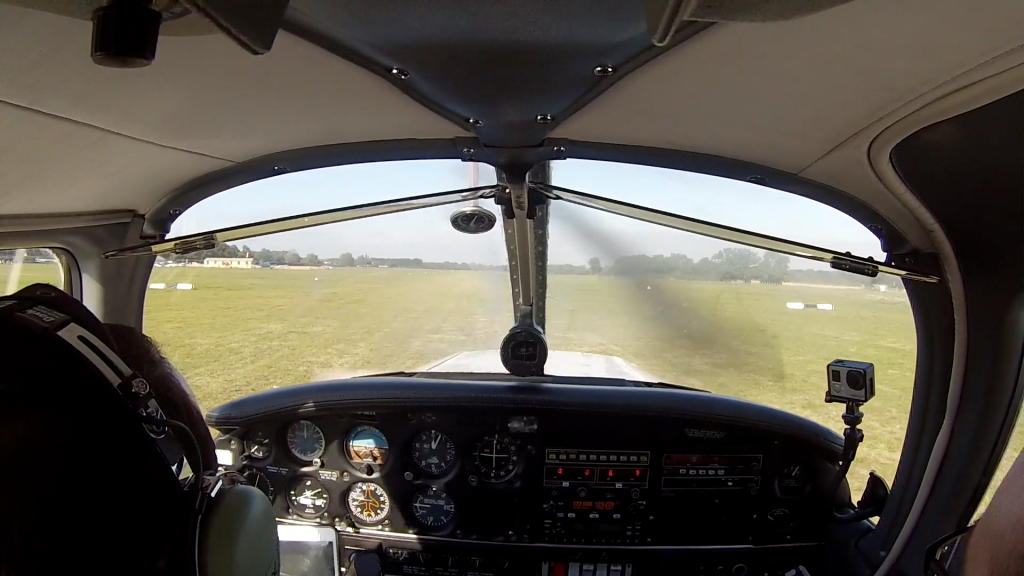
(545, 449), (651, 488)
(661, 454), (762, 491)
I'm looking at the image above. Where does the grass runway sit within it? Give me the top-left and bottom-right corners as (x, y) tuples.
(2, 263), (1019, 514)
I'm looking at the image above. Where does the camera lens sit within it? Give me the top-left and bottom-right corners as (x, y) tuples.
(846, 370), (866, 391)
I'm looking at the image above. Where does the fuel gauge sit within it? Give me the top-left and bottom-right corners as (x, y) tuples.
(245, 430), (271, 460)
(775, 464), (811, 499)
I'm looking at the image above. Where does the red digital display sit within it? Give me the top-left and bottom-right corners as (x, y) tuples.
(598, 467), (649, 484)
(545, 466), (597, 483)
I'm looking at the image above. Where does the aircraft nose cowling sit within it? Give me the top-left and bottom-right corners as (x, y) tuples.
(417, 350), (660, 382)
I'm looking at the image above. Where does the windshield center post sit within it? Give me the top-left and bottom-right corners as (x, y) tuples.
(495, 164), (552, 376)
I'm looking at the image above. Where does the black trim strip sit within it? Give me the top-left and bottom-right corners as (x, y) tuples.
(206, 378), (845, 460)
(142, 138), (920, 263)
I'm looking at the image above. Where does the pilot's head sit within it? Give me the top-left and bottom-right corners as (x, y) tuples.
(0, 284), (278, 576)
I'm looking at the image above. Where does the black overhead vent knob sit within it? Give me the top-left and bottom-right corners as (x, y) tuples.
(91, 1), (163, 68)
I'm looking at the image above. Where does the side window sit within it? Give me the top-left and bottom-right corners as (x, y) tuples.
(975, 409), (1024, 519)
(0, 248), (68, 296)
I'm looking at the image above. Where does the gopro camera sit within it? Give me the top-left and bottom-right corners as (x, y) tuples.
(826, 360), (875, 403)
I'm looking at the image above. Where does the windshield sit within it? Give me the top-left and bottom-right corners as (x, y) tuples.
(144, 158), (917, 499)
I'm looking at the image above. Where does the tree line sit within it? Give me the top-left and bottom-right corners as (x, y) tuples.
(595, 248), (901, 288)
(161, 243), (900, 289)
(596, 248), (790, 283)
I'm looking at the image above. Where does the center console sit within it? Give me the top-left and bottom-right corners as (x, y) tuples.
(542, 448), (652, 544)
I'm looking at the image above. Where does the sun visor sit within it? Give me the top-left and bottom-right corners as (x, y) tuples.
(178, 0), (289, 55)
(645, 0), (856, 45)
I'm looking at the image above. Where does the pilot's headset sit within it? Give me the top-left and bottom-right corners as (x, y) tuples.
(0, 284), (279, 576)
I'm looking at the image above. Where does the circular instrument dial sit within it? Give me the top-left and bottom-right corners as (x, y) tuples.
(287, 477), (329, 518)
(241, 467), (275, 500)
(473, 435), (519, 482)
(450, 206), (497, 234)
(286, 420), (326, 461)
(347, 482), (391, 525)
(411, 430), (457, 475)
(775, 464), (811, 499)
(244, 430), (271, 459)
(345, 426), (390, 466)
(411, 486), (456, 528)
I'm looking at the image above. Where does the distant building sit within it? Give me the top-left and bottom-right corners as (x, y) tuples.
(203, 257), (253, 269)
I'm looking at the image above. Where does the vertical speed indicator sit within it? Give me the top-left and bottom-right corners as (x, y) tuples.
(411, 486), (455, 528)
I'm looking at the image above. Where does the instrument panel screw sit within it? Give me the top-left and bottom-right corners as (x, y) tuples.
(342, 471), (350, 481)
(462, 147), (475, 156)
(536, 114), (553, 124)
(390, 67), (410, 80)
(468, 475), (478, 486)
(552, 146), (566, 155)
(468, 118), (484, 127)
(594, 65), (614, 76)
(403, 471), (414, 481)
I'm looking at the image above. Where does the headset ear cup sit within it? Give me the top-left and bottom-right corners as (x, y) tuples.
(198, 485), (280, 576)
(10, 283), (114, 347)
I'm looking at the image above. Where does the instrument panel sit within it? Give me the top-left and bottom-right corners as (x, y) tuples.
(215, 408), (837, 548)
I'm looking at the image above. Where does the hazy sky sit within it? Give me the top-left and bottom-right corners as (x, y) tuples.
(170, 159), (885, 268)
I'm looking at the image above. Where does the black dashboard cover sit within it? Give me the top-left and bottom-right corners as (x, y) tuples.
(206, 378), (844, 459)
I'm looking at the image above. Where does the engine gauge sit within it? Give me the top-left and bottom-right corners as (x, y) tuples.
(288, 477), (330, 518)
(473, 435), (519, 482)
(244, 430), (271, 460)
(411, 486), (456, 528)
(286, 420), (326, 462)
(346, 426), (389, 466)
(775, 464), (811, 499)
(346, 482), (391, 525)
(411, 430), (456, 475)
(241, 467), (275, 501)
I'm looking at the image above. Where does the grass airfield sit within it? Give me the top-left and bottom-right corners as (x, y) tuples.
(2, 263), (1019, 513)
